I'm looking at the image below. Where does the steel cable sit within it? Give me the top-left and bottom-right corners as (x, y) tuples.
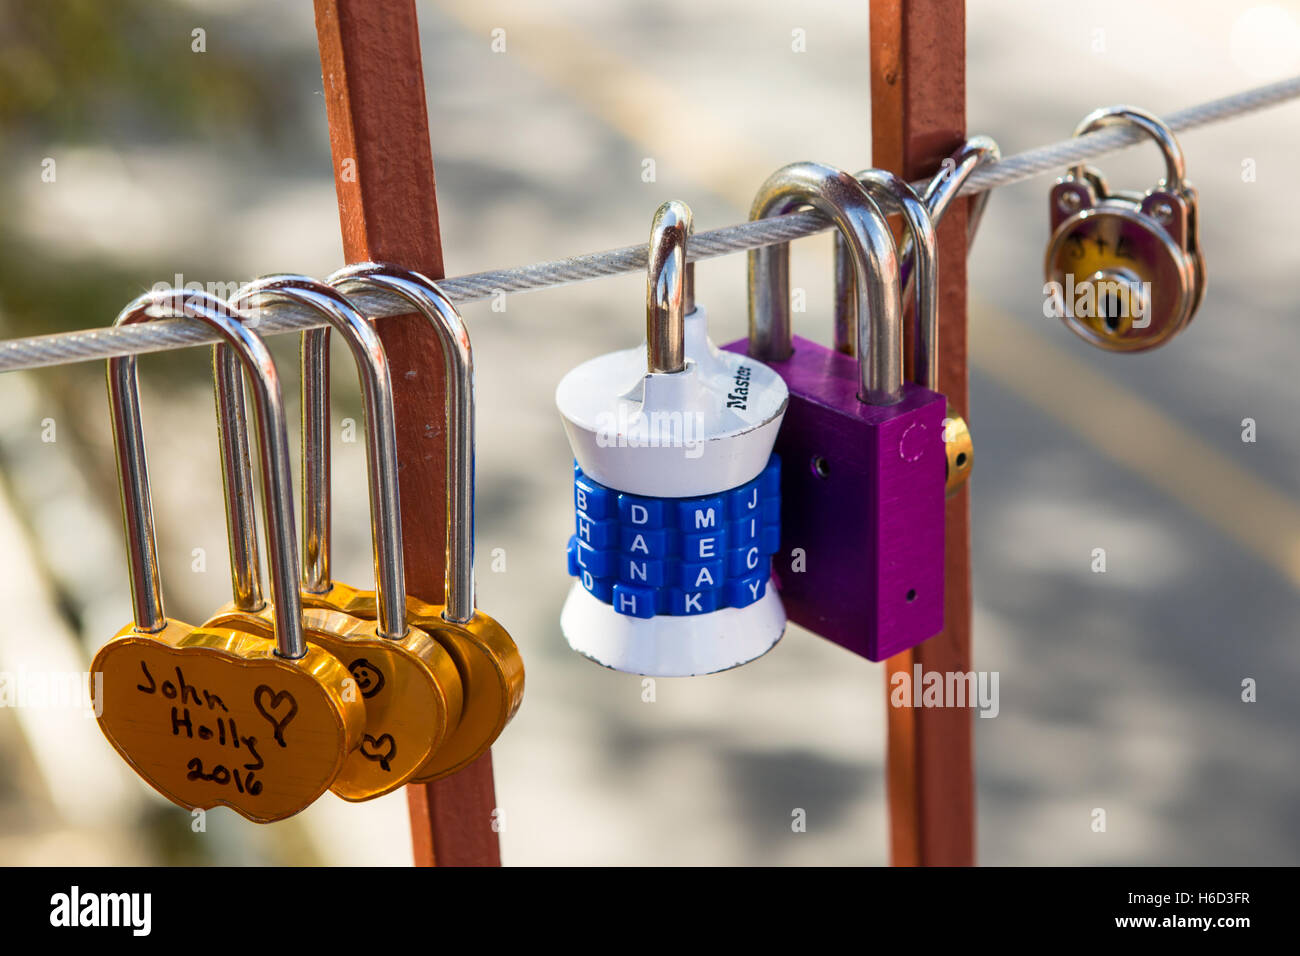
(2, 74), (1298, 373)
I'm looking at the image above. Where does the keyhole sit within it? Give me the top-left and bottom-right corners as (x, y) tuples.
(1102, 295), (1122, 332)
(811, 455), (830, 479)
(1095, 284), (1125, 333)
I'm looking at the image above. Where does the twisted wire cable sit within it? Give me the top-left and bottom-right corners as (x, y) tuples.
(2, 74), (1298, 373)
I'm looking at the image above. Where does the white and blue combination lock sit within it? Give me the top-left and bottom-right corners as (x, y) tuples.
(556, 201), (789, 676)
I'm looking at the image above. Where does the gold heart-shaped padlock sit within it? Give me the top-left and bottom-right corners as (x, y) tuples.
(93, 289), (365, 823)
(201, 275), (463, 801)
(327, 265), (524, 780)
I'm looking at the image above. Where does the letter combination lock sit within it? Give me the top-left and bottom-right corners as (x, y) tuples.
(557, 201), (790, 676)
(93, 290), (365, 823)
(1045, 105), (1206, 351)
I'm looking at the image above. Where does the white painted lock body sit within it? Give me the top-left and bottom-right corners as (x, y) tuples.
(556, 302), (788, 676)
(556, 305), (788, 497)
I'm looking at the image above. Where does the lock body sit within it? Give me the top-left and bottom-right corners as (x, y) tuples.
(299, 585), (524, 781)
(724, 335), (945, 660)
(95, 615), (368, 823)
(562, 455), (784, 675)
(1046, 182), (1202, 350)
(201, 602), (463, 799)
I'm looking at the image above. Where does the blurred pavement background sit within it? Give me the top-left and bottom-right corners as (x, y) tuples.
(0, 0), (1296, 865)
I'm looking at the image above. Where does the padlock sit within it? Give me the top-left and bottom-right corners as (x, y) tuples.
(831, 138), (1002, 496)
(721, 162), (946, 662)
(556, 200), (790, 676)
(327, 263), (524, 780)
(92, 289), (365, 823)
(202, 276), (464, 800)
(1045, 105), (1205, 351)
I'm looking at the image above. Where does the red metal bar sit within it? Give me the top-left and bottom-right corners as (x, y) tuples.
(871, 0), (976, 866)
(313, 0), (501, 867)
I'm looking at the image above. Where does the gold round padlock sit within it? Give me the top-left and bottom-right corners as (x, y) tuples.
(1045, 106), (1205, 352)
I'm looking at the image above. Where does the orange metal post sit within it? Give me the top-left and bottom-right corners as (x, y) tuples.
(314, 0), (501, 867)
(871, 0), (976, 866)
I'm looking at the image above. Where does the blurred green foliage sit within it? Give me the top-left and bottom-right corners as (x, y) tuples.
(0, 0), (321, 344)
(0, 0), (295, 143)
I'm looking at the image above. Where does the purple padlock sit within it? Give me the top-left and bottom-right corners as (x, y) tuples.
(723, 162), (945, 661)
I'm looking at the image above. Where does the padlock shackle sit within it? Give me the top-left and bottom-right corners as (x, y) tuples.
(222, 276), (410, 641)
(748, 162), (904, 405)
(211, 324), (264, 616)
(922, 135), (1001, 239)
(832, 171), (938, 389)
(830, 139), (1000, 391)
(328, 264), (477, 626)
(645, 200), (693, 375)
(108, 289), (307, 659)
(1070, 105), (1186, 190)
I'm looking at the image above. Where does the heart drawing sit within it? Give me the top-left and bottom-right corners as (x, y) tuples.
(359, 734), (397, 772)
(253, 685), (299, 747)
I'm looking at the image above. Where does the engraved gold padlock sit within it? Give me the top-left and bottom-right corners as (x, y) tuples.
(1045, 105), (1206, 351)
(92, 289), (365, 823)
(327, 263), (524, 780)
(202, 276), (463, 800)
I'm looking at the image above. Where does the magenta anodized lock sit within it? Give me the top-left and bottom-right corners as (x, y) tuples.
(723, 162), (946, 661)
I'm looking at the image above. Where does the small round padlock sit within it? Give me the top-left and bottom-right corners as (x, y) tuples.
(556, 200), (790, 676)
(1045, 105), (1206, 352)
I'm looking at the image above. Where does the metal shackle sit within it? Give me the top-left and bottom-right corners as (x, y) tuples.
(645, 200), (693, 374)
(1069, 105), (1187, 190)
(747, 161), (904, 406)
(831, 138), (1001, 390)
(108, 289), (306, 659)
(328, 263), (477, 626)
(871, 137), (1002, 319)
(218, 276), (409, 641)
(922, 135), (1001, 239)
(833, 171), (938, 389)
(904, 135), (1002, 301)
